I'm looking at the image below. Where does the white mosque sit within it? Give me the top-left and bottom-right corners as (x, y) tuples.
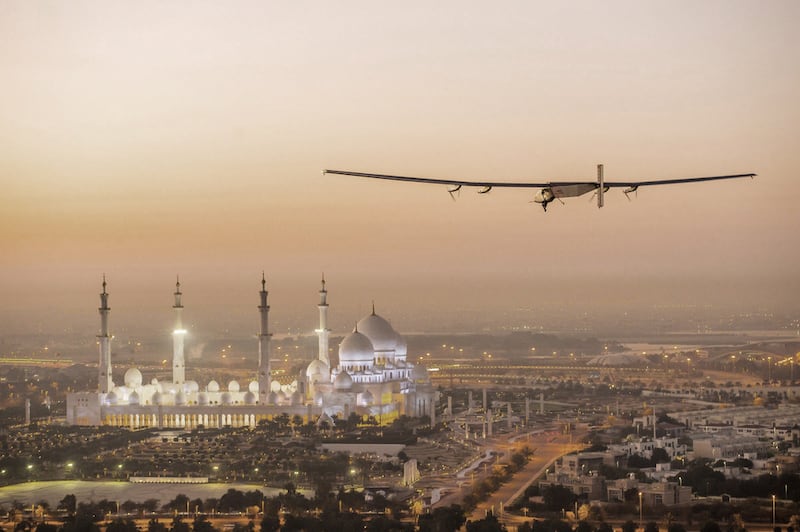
(66, 276), (436, 428)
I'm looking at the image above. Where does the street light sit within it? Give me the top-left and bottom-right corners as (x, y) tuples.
(772, 494), (776, 527)
(638, 492), (643, 528)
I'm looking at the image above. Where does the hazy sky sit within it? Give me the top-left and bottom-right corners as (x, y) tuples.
(1, 1), (798, 337)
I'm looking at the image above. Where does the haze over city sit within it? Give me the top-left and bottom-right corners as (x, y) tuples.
(2, 1), (799, 343)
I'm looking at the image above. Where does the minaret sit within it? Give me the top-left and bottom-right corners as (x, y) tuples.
(98, 275), (113, 393)
(315, 274), (331, 367)
(257, 273), (272, 403)
(172, 277), (186, 385)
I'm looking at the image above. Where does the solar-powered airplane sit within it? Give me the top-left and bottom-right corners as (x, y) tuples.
(323, 165), (756, 211)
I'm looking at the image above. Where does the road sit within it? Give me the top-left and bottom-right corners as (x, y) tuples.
(467, 428), (587, 523)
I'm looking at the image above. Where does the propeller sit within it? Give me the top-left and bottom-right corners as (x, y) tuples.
(447, 185), (462, 201)
(623, 185), (639, 201)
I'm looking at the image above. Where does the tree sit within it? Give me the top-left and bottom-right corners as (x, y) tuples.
(622, 521), (638, 532)
(170, 517), (190, 532)
(34, 525), (58, 532)
(575, 522), (593, 532)
(58, 495), (77, 516)
(667, 525), (686, 532)
(418, 505), (466, 532)
(644, 522), (659, 532)
(700, 524), (722, 532)
(542, 485), (576, 512)
(465, 514), (505, 532)
(148, 519), (167, 532)
(191, 516), (216, 532)
(366, 517), (413, 532)
(597, 524), (614, 532)
(106, 519), (138, 532)
(164, 495), (191, 513)
(259, 516), (280, 532)
(531, 519), (572, 532)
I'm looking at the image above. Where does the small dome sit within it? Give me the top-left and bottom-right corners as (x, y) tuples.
(124, 368), (143, 388)
(357, 312), (399, 352)
(306, 359), (330, 379)
(128, 391), (140, 405)
(151, 377), (159, 386)
(106, 391), (118, 405)
(220, 392), (232, 405)
(248, 381), (259, 393)
(267, 391), (278, 404)
(197, 392), (208, 405)
(152, 391), (163, 405)
(411, 364), (430, 383)
(334, 370), (353, 390)
(175, 391), (187, 406)
(207, 380), (220, 392)
(185, 380), (199, 393)
(339, 331), (375, 366)
(228, 380), (240, 393)
(244, 391), (257, 405)
(360, 390), (374, 406)
(276, 390), (287, 403)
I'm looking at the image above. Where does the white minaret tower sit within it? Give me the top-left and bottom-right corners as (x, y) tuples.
(257, 273), (272, 403)
(172, 277), (186, 385)
(315, 274), (331, 367)
(98, 275), (113, 393)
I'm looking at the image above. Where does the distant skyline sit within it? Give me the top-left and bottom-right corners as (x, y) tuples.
(2, 1), (799, 339)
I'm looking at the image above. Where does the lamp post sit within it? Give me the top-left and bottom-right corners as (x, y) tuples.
(638, 492), (643, 529)
(772, 494), (776, 527)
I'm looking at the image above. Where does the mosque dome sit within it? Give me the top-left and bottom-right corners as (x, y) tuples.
(244, 391), (257, 405)
(339, 331), (375, 366)
(267, 391), (278, 405)
(129, 391), (140, 405)
(106, 391), (118, 405)
(276, 390), (287, 404)
(228, 380), (240, 393)
(306, 359), (330, 379)
(124, 368), (143, 388)
(207, 380), (220, 393)
(175, 391), (187, 406)
(152, 391), (163, 405)
(411, 364), (430, 383)
(334, 370), (354, 390)
(151, 377), (159, 386)
(248, 381), (259, 393)
(291, 390), (303, 405)
(357, 311), (399, 352)
(360, 390), (374, 406)
(197, 392), (209, 405)
(185, 380), (199, 393)
(220, 392), (232, 405)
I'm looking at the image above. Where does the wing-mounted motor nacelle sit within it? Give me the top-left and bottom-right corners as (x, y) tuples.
(533, 188), (555, 211)
(623, 185), (638, 200)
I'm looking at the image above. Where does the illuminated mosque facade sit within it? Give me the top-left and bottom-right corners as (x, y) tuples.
(66, 277), (435, 428)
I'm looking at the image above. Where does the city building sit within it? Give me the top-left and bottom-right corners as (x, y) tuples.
(66, 276), (435, 427)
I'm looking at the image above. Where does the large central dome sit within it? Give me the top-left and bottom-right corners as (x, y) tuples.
(339, 330), (375, 367)
(357, 311), (399, 353)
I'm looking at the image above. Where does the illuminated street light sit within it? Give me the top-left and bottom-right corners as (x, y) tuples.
(772, 494), (776, 527)
(638, 492), (643, 528)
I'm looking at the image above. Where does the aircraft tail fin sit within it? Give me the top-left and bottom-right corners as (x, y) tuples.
(597, 164), (604, 208)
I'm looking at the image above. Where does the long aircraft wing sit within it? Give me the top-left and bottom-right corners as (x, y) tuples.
(323, 169), (548, 188)
(323, 169), (756, 189)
